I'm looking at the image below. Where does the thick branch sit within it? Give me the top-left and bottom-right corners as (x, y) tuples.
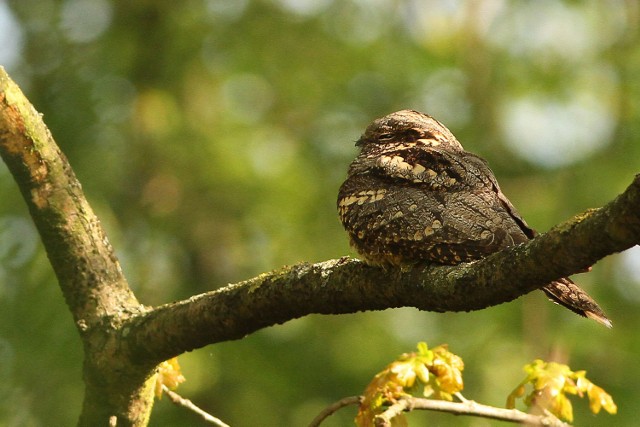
(0, 67), (153, 426)
(0, 67), (140, 326)
(129, 175), (640, 364)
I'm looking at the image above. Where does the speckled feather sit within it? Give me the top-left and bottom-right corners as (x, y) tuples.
(338, 110), (610, 327)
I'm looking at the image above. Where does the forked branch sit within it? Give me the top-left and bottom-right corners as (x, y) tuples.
(1, 65), (638, 426)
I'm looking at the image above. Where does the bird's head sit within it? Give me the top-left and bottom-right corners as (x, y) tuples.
(355, 110), (464, 153)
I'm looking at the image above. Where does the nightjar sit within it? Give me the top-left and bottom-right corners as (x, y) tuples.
(337, 109), (610, 327)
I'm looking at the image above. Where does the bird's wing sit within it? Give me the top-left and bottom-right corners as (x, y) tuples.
(461, 152), (537, 239)
(345, 147), (532, 264)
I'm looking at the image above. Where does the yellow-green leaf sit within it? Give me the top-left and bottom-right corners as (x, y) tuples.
(508, 359), (616, 422)
(154, 357), (186, 399)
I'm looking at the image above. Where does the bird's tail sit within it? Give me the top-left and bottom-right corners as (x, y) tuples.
(542, 278), (611, 328)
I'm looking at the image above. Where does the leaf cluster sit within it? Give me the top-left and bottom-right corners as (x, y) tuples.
(355, 342), (464, 426)
(356, 343), (617, 426)
(154, 357), (186, 399)
(507, 359), (617, 422)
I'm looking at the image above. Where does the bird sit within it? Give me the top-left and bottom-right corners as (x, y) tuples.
(337, 109), (610, 327)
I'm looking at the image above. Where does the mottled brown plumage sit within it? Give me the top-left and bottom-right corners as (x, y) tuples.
(338, 109), (610, 327)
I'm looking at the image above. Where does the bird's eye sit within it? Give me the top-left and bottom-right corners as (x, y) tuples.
(420, 130), (435, 139)
(378, 133), (393, 141)
(403, 129), (421, 141)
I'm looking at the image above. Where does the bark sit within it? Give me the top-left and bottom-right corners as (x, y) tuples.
(1, 66), (639, 425)
(0, 68), (155, 426)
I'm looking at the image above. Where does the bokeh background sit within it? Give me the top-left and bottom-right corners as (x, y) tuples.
(1, 1), (639, 426)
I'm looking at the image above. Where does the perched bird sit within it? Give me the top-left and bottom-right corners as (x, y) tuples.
(337, 109), (610, 327)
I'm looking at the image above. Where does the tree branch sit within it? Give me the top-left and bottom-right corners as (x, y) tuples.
(0, 68), (140, 324)
(308, 396), (363, 427)
(161, 385), (230, 427)
(308, 395), (571, 426)
(375, 397), (571, 427)
(128, 174), (640, 363)
(0, 67), (154, 426)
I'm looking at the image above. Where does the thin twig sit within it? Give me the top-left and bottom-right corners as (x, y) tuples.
(162, 385), (230, 427)
(454, 392), (468, 402)
(314, 395), (571, 427)
(308, 395), (363, 427)
(398, 397), (570, 427)
(375, 399), (410, 427)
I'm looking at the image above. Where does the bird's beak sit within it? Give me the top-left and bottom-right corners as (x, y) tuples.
(355, 137), (365, 147)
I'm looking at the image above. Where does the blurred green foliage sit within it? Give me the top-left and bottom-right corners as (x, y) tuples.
(1, 1), (639, 426)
